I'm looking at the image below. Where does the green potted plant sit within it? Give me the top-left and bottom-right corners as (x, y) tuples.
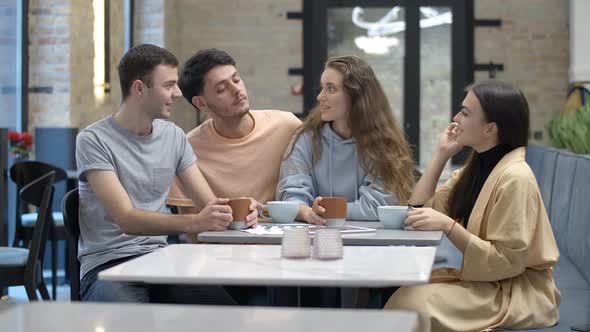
(547, 104), (590, 154)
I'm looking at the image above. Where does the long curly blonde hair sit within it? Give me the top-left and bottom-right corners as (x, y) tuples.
(286, 56), (415, 203)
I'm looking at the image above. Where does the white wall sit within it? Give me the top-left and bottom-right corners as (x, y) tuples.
(570, 0), (590, 82)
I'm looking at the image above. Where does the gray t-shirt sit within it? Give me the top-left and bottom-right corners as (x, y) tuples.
(75, 115), (196, 279)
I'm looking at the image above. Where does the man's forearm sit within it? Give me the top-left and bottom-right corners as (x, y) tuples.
(177, 163), (217, 209)
(85, 169), (205, 236)
(116, 209), (195, 235)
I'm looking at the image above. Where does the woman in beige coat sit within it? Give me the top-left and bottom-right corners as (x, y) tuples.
(385, 80), (560, 331)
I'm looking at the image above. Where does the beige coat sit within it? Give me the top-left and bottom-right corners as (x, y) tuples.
(385, 147), (560, 332)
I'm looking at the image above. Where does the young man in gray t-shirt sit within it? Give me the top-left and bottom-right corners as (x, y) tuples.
(76, 44), (255, 303)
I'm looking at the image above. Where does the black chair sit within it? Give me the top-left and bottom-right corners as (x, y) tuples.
(61, 188), (80, 301)
(0, 171), (55, 300)
(9, 160), (68, 300)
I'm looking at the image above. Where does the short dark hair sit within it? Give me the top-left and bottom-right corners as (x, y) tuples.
(118, 44), (179, 100)
(178, 48), (235, 108)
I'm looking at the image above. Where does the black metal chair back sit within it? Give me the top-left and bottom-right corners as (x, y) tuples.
(9, 160), (67, 246)
(22, 171), (56, 286)
(0, 171), (55, 300)
(62, 188), (80, 301)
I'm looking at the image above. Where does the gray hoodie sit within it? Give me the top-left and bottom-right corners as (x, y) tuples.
(277, 123), (397, 220)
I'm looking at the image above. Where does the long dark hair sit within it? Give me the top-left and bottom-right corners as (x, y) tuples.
(285, 56), (415, 203)
(448, 80), (530, 222)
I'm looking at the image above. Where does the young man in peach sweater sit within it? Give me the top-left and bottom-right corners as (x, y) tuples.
(167, 49), (301, 305)
(167, 49), (300, 215)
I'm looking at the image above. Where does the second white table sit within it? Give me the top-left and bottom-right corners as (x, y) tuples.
(99, 244), (436, 288)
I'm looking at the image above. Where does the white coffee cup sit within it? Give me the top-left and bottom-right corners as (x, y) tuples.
(377, 206), (409, 229)
(263, 201), (300, 224)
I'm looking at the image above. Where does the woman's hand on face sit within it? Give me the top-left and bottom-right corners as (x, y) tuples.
(438, 122), (464, 159)
(404, 207), (454, 233)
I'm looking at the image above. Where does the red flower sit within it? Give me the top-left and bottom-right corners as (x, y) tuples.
(22, 132), (33, 145)
(8, 131), (22, 142)
(7, 131), (33, 158)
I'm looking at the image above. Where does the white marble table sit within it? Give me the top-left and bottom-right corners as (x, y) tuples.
(0, 302), (418, 332)
(99, 244), (436, 287)
(198, 221), (443, 246)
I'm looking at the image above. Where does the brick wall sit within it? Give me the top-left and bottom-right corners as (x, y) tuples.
(28, 0), (134, 131)
(69, 0), (94, 128)
(71, 0), (125, 129)
(474, 0), (569, 143)
(134, 0), (164, 47)
(72, 0), (164, 130)
(28, 0), (569, 149)
(165, 0), (303, 133)
(28, 0), (70, 128)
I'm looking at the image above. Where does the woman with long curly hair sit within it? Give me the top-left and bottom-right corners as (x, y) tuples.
(385, 80), (560, 331)
(277, 55), (415, 223)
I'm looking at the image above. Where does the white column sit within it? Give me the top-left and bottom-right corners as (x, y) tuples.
(570, 0), (590, 82)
